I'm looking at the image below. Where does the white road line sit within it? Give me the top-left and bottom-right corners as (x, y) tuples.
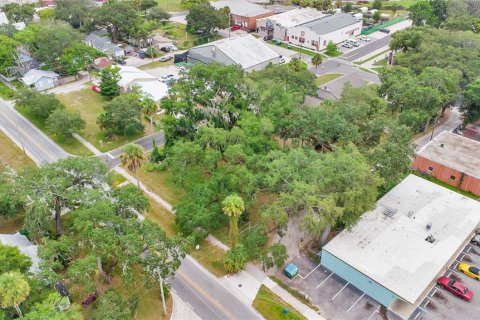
(347, 293), (365, 312)
(466, 246), (472, 253)
(298, 264), (321, 280)
(330, 282), (349, 302)
(448, 268), (462, 276)
(366, 305), (380, 320)
(315, 272), (333, 289)
(186, 301), (195, 310)
(417, 306), (430, 314)
(447, 271), (451, 277)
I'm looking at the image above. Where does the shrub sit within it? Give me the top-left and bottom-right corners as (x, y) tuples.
(223, 245), (247, 273)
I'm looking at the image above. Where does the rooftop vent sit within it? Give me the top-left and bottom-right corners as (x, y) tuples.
(425, 235), (435, 243)
(426, 223), (432, 230)
(440, 143), (445, 148)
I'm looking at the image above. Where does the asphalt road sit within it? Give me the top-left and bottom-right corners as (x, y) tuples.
(171, 256), (263, 320)
(0, 99), (68, 165)
(341, 35), (391, 62)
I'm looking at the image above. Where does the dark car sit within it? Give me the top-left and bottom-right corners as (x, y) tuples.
(379, 28), (391, 34)
(263, 34), (273, 41)
(160, 46), (171, 53)
(437, 276), (474, 301)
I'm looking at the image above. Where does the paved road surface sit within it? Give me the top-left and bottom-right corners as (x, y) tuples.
(341, 35), (391, 62)
(0, 99), (68, 165)
(413, 107), (463, 149)
(171, 256), (263, 320)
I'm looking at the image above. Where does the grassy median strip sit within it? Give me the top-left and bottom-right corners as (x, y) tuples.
(316, 73), (343, 86)
(0, 131), (34, 171)
(353, 48), (390, 65)
(253, 285), (306, 320)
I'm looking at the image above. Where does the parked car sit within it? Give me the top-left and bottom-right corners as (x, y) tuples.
(159, 55), (173, 62)
(179, 66), (187, 74)
(169, 45), (178, 51)
(195, 27), (206, 34)
(342, 42), (353, 49)
(472, 234), (480, 246)
(437, 276), (474, 301)
(458, 263), (480, 281)
(160, 74), (175, 82)
(115, 59), (126, 65)
(231, 25), (241, 31)
(91, 85), (101, 93)
(160, 46), (171, 53)
(263, 34), (273, 41)
(379, 28), (391, 34)
(359, 35), (370, 42)
(279, 57), (285, 64)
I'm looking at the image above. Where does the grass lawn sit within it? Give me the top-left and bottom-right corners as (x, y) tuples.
(138, 59), (174, 70)
(0, 131), (34, 171)
(0, 82), (15, 100)
(136, 168), (185, 206)
(316, 73), (343, 86)
(155, 22), (223, 50)
(324, 50), (342, 57)
(413, 172), (478, 200)
(253, 285), (306, 320)
(190, 239), (228, 277)
(144, 200), (179, 237)
(134, 287), (173, 320)
(57, 88), (153, 152)
(13, 105), (93, 157)
(155, 0), (184, 12)
(377, 0), (424, 8)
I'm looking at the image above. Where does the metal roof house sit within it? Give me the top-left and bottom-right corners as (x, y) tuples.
(0, 233), (40, 273)
(412, 131), (480, 196)
(85, 33), (125, 59)
(117, 66), (168, 102)
(21, 69), (59, 91)
(187, 34), (280, 72)
(321, 174), (480, 319)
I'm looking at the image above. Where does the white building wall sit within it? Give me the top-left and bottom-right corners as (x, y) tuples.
(287, 20), (362, 51)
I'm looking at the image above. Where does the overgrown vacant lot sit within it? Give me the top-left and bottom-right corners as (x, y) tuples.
(57, 89), (153, 152)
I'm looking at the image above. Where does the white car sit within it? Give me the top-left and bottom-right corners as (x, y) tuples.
(359, 35), (371, 42)
(169, 45), (178, 51)
(279, 58), (285, 64)
(160, 74), (175, 82)
(159, 55), (173, 62)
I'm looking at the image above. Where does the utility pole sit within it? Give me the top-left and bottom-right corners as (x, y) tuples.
(430, 116), (438, 141)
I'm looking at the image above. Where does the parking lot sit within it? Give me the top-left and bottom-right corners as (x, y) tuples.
(337, 36), (374, 54)
(275, 256), (385, 320)
(413, 241), (480, 320)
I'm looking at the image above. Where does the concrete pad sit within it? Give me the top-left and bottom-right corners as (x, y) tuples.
(170, 292), (202, 320)
(220, 263), (264, 305)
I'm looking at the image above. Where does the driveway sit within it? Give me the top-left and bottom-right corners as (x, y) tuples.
(48, 77), (91, 94)
(143, 64), (181, 78)
(413, 107), (463, 149)
(312, 59), (380, 99)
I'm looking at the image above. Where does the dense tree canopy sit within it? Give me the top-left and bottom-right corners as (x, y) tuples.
(97, 93), (145, 136)
(186, 3), (229, 34)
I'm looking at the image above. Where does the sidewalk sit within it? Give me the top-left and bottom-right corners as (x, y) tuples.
(170, 292), (202, 320)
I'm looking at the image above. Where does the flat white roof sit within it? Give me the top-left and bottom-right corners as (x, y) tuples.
(262, 7), (326, 28)
(117, 66), (167, 102)
(193, 34), (279, 69)
(416, 131), (480, 179)
(211, 0), (272, 17)
(323, 174), (480, 304)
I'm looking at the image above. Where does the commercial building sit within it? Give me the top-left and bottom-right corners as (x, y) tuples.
(321, 174), (480, 319)
(188, 34), (280, 72)
(211, 0), (274, 31)
(287, 13), (362, 51)
(412, 131), (480, 196)
(257, 8), (326, 40)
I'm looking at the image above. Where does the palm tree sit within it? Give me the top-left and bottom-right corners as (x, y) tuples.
(222, 194), (245, 249)
(120, 144), (145, 188)
(143, 97), (158, 145)
(0, 271), (30, 318)
(312, 53), (323, 70)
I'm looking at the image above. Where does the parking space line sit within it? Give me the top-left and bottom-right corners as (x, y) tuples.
(330, 282), (349, 302)
(418, 306), (430, 314)
(448, 268), (461, 276)
(366, 305), (380, 320)
(298, 263), (321, 280)
(315, 272), (333, 289)
(466, 246), (472, 253)
(347, 292), (365, 312)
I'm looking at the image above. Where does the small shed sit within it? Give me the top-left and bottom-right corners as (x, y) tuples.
(21, 69), (59, 91)
(284, 263), (299, 279)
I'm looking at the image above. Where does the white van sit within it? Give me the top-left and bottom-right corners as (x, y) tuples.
(347, 38), (360, 47)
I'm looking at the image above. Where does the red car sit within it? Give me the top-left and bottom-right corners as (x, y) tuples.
(91, 85), (101, 93)
(437, 276), (474, 301)
(230, 25), (241, 31)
